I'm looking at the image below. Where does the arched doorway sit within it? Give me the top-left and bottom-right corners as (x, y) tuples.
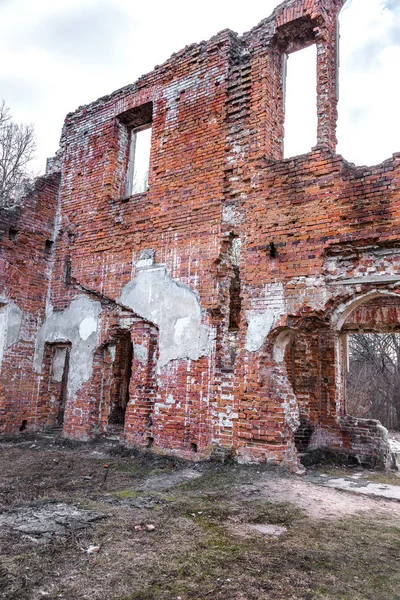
(338, 292), (400, 431)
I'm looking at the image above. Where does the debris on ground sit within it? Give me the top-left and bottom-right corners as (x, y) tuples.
(0, 500), (106, 540)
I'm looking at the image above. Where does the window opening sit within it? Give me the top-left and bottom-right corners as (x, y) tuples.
(50, 344), (71, 427)
(8, 227), (18, 241)
(227, 238), (242, 366)
(346, 333), (400, 431)
(284, 44), (317, 158)
(45, 239), (54, 254)
(126, 126), (152, 196)
(64, 257), (72, 285)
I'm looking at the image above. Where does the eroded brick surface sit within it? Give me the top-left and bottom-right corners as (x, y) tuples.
(0, 0), (398, 470)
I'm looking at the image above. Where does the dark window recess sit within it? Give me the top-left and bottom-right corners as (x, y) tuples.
(147, 437), (154, 448)
(64, 258), (72, 285)
(269, 242), (277, 258)
(8, 227), (18, 241)
(19, 420), (28, 432)
(118, 102), (153, 198)
(191, 442), (198, 453)
(45, 240), (54, 253)
(228, 266), (241, 330)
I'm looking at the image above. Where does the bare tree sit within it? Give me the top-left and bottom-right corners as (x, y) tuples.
(0, 100), (36, 208)
(347, 333), (400, 430)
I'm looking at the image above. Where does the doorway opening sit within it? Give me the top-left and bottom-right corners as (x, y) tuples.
(346, 333), (400, 431)
(39, 342), (71, 429)
(107, 330), (133, 435)
(52, 344), (71, 427)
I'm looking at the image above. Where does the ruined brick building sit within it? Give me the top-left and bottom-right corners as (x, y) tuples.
(1, 0), (399, 471)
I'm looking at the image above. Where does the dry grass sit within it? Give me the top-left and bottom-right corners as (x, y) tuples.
(1, 435), (400, 600)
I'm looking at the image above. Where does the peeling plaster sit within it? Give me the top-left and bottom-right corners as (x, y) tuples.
(246, 283), (285, 352)
(0, 300), (23, 372)
(34, 295), (102, 397)
(108, 344), (116, 363)
(133, 343), (148, 365)
(79, 316), (97, 341)
(222, 205), (239, 225)
(166, 394), (175, 405)
(119, 265), (214, 369)
(52, 347), (69, 383)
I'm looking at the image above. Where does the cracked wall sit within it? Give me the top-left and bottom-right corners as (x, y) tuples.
(0, 0), (398, 470)
(34, 295), (101, 397)
(119, 261), (214, 369)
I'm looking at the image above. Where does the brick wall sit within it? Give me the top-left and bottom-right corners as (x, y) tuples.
(0, 0), (398, 470)
(0, 174), (60, 431)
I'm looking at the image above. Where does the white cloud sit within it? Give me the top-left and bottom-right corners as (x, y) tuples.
(0, 0), (398, 171)
(337, 0), (400, 165)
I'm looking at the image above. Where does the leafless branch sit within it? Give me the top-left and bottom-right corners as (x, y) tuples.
(0, 100), (36, 208)
(347, 333), (400, 429)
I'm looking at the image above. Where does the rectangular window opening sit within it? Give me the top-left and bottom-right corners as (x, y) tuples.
(283, 44), (317, 158)
(64, 257), (72, 285)
(45, 239), (54, 254)
(126, 125), (152, 197)
(8, 227), (18, 241)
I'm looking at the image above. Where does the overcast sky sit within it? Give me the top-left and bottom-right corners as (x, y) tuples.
(0, 0), (399, 173)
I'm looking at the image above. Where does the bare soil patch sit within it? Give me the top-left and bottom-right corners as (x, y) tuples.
(1, 434), (400, 600)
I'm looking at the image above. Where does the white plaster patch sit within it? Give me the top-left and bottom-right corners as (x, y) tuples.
(79, 317), (97, 341)
(133, 343), (147, 365)
(108, 344), (116, 363)
(246, 310), (275, 353)
(174, 316), (192, 345)
(222, 205), (239, 225)
(282, 396), (300, 433)
(166, 394), (175, 405)
(136, 258), (154, 269)
(34, 295), (101, 397)
(119, 265), (214, 369)
(218, 407), (237, 428)
(52, 347), (68, 383)
(308, 427), (343, 451)
(0, 300), (23, 372)
(5, 302), (23, 348)
(245, 283), (286, 352)
(0, 304), (7, 372)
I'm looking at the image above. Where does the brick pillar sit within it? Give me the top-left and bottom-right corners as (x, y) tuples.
(315, 3), (343, 151)
(124, 322), (158, 447)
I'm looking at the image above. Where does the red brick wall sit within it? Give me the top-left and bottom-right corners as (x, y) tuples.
(0, 174), (60, 431)
(0, 0), (397, 470)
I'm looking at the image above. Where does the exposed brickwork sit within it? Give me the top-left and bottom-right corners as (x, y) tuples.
(0, 175), (59, 432)
(0, 0), (398, 470)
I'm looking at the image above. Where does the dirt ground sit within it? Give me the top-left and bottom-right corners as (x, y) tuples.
(1, 434), (399, 600)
